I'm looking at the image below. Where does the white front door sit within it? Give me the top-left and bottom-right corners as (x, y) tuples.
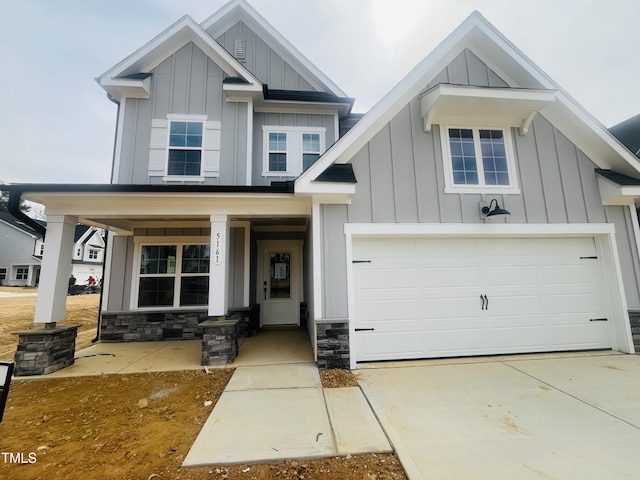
(257, 240), (303, 326)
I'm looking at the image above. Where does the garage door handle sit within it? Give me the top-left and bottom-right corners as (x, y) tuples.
(355, 328), (375, 332)
(590, 318), (608, 322)
(481, 294), (488, 310)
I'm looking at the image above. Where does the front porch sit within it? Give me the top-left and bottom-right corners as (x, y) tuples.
(25, 329), (313, 378)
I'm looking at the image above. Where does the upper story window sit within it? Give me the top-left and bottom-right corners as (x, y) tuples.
(442, 126), (519, 194)
(148, 114), (221, 182)
(262, 126), (326, 177)
(89, 249), (99, 260)
(168, 122), (203, 176)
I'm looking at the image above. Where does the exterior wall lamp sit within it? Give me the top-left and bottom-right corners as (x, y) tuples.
(480, 199), (511, 220)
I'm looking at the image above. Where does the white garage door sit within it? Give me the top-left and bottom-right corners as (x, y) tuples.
(353, 236), (612, 362)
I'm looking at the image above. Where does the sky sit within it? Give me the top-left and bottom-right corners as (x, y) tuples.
(1, 0), (639, 186)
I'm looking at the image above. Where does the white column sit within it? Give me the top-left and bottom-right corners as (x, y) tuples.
(34, 215), (78, 324)
(208, 214), (229, 317)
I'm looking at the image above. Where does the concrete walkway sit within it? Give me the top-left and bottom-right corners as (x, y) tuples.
(183, 362), (391, 466)
(358, 352), (640, 480)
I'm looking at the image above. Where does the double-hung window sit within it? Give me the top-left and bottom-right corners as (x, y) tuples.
(89, 249), (99, 260)
(148, 114), (221, 181)
(137, 243), (210, 308)
(263, 126), (326, 176)
(15, 267), (28, 280)
(168, 121), (203, 176)
(443, 127), (519, 194)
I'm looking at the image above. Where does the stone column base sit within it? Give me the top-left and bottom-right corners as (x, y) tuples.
(629, 309), (640, 353)
(200, 318), (239, 366)
(316, 319), (350, 370)
(13, 325), (80, 376)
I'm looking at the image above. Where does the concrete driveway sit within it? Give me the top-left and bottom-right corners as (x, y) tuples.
(358, 352), (640, 480)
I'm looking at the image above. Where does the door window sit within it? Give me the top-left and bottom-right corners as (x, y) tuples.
(269, 252), (291, 299)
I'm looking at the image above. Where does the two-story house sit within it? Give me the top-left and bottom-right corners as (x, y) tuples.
(6, 0), (640, 375)
(0, 213), (104, 287)
(0, 212), (44, 287)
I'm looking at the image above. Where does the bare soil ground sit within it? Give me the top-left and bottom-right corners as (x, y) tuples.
(0, 290), (407, 480)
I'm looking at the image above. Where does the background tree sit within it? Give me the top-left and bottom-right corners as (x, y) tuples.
(0, 182), (31, 213)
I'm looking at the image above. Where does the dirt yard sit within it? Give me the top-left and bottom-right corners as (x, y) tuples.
(0, 289), (408, 480)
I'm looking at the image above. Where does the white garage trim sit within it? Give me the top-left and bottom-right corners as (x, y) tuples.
(345, 223), (633, 369)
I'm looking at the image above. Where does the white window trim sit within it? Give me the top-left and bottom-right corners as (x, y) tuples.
(441, 125), (520, 195)
(131, 236), (210, 310)
(163, 114), (208, 182)
(88, 249), (99, 260)
(262, 126), (326, 177)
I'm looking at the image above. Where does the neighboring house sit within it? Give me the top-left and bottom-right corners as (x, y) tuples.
(0, 212), (44, 287)
(5, 0), (640, 371)
(610, 114), (640, 158)
(70, 225), (105, 284)
(0, 213), (104, 287)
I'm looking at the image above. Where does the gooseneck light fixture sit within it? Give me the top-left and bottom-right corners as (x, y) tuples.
(481, 198), (511, 220)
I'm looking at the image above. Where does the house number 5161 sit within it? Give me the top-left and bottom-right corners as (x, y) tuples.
(214, 231), (223, 265)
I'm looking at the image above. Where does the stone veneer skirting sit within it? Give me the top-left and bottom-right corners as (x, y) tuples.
(99, 308), (255, 343)
(200, 319), (240, 366)
(14, 325), (80, 376)
(629, 309), (640, 353)
(316, 319), (350, 370)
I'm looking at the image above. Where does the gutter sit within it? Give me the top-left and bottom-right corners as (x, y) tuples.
(7, 189), (46, 237)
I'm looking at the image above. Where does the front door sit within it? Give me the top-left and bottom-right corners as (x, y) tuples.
(257, 240), (303, 326)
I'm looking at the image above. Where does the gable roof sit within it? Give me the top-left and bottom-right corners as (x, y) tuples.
(296, 11), (640, 191)
(201, 0), (347, 97)
(0, 212), (45, 239)
(96, 14), (262, 101)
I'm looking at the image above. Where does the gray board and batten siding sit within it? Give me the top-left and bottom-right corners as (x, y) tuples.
(212, 21), (318, 92)
(317, 49), (640, 319)
(116, 42), (248, 186)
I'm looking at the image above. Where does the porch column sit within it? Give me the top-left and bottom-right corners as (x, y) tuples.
(209, 214), (229, 317)
(34, 215), (78, 325)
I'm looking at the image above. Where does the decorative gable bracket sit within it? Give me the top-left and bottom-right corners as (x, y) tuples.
(420, 84), (556, 136)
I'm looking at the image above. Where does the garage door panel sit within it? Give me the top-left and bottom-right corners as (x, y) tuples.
(539, 265), (599, 285)
(533, 237), (596, 256)
(548, 323), (610, 347)
(360, 299), (421, 322)
(427, 329), (486, 353)
(423, 297), (483, 318)
(416, 238), (478, 257)
(484, 296), (542, 316)
(358, 268), (419, 289)
(421, 267), (480, 287)
(360, 331), (423, 357)
(543, 294), (601, 314)
(353, 236), (612, 362)
(355, 237), (417, 258)
(481, 266), (538, 287)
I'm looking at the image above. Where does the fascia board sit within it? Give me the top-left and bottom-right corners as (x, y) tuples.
(598, 175), (640, 205)
(201, 0), (347, 97)
(97, 16), (260, 90)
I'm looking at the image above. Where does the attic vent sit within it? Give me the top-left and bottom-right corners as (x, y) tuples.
(234, 38), (246, 61)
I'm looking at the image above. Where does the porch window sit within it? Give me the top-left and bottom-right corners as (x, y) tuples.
(0, 268), (6, 284)
(138, 244), (210, 308)
(15, 267), (28, 280)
